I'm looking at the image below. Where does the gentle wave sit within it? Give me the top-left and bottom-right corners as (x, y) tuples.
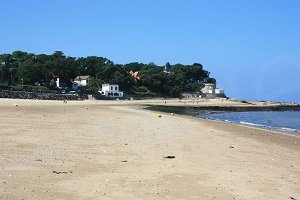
(240, 121), (265, 127)
(281, 127), (298, 132)
(197, 111), (300, 134)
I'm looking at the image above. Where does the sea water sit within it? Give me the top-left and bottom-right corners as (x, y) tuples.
(197, 111), (300, 133)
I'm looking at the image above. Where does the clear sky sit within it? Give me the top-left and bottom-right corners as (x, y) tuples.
(1, 0), (300, 102)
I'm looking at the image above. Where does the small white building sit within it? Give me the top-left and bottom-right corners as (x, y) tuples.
(99, 84), (123, 98)
(201, 83), (216, 94)
(215, 88), (225, 95)
(56, 78), (60, 88)
(201, 83), (225, 98)
(74, 75), (91, 86)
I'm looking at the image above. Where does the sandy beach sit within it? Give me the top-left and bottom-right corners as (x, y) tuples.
(0, 99), (299, 200)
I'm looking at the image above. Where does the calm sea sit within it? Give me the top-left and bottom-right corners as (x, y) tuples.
(197, 111), (300, 134)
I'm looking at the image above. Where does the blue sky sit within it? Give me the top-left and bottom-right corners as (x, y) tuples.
(1, 0), (300, 102)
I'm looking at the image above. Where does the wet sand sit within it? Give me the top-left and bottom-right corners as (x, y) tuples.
(0, 99), (299, 199)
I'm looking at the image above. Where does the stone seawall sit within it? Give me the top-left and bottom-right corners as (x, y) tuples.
(145, 104), (300, 115)
(0, 90), (86, 101)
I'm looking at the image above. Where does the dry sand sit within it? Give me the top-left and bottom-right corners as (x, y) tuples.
(0, 99), (299, 200)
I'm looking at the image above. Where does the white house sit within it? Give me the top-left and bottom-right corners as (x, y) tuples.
(201, 83), (216, 94)
(74, 75), (91, 86)
(201, 83), (225, 98)
(99, 84), (123, 98)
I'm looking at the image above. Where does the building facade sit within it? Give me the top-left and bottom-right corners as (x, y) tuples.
(201, 83), (225, 98)
(99, 84), (123, 98)
(74, 75), (91, 86)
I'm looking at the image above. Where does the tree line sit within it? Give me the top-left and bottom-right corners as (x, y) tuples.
(0, 51), (216, 97)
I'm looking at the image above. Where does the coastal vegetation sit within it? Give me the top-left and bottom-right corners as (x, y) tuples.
(0, 51), (216, 97)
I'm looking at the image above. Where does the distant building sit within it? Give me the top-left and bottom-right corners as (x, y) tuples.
(52, 77), (67, 89)
(56, 77), (60, 88)
(74, 75), (91, 86)
(181, 83), (225, 99)
(129, 71), (141, 80)
(99, 84), (123, 98)
(201, 83), (225, 98)
(200, 83), (216, 94)
(215, 88), (225, 95)
(164, 62), (172, 74)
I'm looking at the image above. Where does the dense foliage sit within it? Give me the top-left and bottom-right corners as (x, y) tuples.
(0, 51), (216, 97)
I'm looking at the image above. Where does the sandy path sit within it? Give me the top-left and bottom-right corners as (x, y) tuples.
(0, 99), (299, 199)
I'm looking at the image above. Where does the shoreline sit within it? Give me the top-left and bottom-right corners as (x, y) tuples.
(200, 116), (300, 136)
(2, 97), (300, 135)
(143, 104), (300, 135)
(142, 105), (300, 138)
(144, 104), (300, 112)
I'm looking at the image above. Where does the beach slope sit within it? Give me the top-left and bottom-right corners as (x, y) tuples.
(0, 99), (299, 199)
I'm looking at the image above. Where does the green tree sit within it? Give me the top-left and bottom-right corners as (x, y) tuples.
(77, 56), (114, 77)
(0, 51), (217, 97)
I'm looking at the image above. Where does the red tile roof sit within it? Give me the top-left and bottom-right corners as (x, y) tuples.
(74, 75), (90, 81)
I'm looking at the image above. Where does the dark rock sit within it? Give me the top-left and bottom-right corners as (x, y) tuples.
(53, 170), (68, 174)
(164, 156), (175, 159)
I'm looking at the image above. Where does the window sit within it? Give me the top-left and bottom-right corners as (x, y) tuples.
(111, 86), (113, 90)
(114, 93), (119, 96)
(115, 86), (118, 91)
